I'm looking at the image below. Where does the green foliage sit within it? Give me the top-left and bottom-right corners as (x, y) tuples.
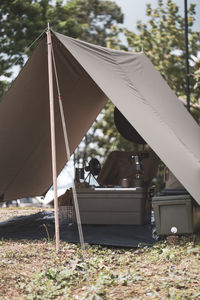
(0, 0), (124, 166)
(2, 0), (200, 173)
(0, 0), (49, 98)
(92, 101), (134, 161)
(95, 0), (200, 164)
(191, 55), (200, 91)
(123, 0), (200, 101)
(50, 0), (123, 46)
(0, 0), (123, 100)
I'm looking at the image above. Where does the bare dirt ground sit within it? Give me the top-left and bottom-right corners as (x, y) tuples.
(0, 207), (200, 300)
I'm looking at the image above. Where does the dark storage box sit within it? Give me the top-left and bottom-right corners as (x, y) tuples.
(74, 187), (148, 225)
(152, 195), (200, 235)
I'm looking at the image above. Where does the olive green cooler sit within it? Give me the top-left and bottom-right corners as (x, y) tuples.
(152, 195), (200, 236)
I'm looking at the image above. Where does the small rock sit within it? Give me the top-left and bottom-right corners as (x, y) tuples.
(167, 235), (179, 244)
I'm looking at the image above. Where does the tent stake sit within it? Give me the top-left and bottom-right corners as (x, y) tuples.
(47, 29), (60, 252)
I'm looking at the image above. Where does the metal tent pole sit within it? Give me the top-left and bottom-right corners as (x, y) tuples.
(184, 0), (190, 112)
(46, 27), (60, 252)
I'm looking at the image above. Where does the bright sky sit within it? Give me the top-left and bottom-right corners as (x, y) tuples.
(114, 0), (200, 32)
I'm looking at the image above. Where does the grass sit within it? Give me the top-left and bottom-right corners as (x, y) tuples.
(0, 208), (200, 299)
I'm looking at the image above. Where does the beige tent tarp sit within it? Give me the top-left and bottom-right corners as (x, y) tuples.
(0, 30), (200, 204)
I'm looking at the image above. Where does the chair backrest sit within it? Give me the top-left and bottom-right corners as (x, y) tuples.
(98, 150), (160, 187)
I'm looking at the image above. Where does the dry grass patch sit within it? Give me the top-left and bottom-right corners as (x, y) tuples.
(0, 208), (199, 299)
(0, 207), (53, 222)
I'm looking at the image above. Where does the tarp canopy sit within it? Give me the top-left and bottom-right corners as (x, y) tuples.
(0, 30), (200, 204)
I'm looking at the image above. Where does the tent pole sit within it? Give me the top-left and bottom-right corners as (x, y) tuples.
(184, 0), (190, 112)
(51, 42), (86, 254)
(46, 28), (60, 252)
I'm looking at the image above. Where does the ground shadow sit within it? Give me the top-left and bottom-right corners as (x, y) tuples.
(0, 212), (155, 247)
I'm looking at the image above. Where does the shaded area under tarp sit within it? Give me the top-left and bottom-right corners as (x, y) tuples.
(0, 212), (155, 247)
(1, 30), (200, 205)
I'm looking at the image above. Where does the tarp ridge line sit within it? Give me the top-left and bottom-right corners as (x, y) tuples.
(55, 31), (200, 172)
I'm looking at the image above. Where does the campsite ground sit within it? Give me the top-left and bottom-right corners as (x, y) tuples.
(0, 208), (200, 300)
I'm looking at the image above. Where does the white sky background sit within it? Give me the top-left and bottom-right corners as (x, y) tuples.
(114, 0), (200, 32)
